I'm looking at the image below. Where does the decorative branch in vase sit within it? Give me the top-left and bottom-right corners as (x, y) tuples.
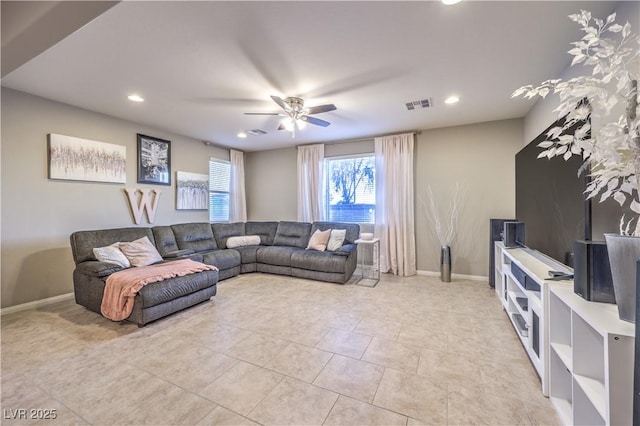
(423, 182), (466, 282)
(512, 10), (640, 323)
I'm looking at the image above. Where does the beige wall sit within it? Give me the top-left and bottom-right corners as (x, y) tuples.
(245, 147), (298, 221)
(415, 119), (523, 276)
(1, 88), (229, 308)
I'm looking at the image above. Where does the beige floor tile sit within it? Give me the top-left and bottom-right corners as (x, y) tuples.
(354, 316), (402, 340)
(373, 368), (447, 424)
(315, 328), (372, 359)
(313, 354), (384, 403)
(224, 332), (290, 366)
(183, 321), (254, 352)
(274, 320), (330, 347)
(417, 348), (484, 390)
(265, 342), (333, 382)
(53, 365), (173, 425)
(362, 337), (420, 372)
(448, 384), (531, 425)
(134, 344), (238, 393)
(200, 361), (284, 415)
(196, 406), (259, 425)
(1, 372), (87, 425)
(317, 310), (362, 331)
(115, 386), (216, 425)
(397, 323), (448, 352)
(323, 395), (407, 425)
(2, 273), (561, 426)
(525, 401), (562, 426)
(248, 377), (338, 425)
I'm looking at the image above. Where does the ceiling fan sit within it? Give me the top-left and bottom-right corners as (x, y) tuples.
(245, 96), (337, 138)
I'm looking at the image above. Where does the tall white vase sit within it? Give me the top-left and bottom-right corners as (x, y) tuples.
(604, 233), (640, 323)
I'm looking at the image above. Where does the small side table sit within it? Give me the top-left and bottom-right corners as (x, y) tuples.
(354, 238), (380, 287)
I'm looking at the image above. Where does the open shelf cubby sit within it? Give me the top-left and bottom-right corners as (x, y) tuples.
(548, 285), (634, 425)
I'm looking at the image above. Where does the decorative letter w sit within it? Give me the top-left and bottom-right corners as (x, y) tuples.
(125, 188), (161, 224)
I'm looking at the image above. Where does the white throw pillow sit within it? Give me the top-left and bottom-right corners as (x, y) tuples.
(306, 229), (331, 252)
(226, 235), (261, 248)
(118, 236), (163, 267)
(93, 243), (131, 268)
(326, 229), (347, 251)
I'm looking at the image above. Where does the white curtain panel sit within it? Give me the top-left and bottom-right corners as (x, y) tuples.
(374, 133), (417, 276)
(229, 149), (247, 222)
(297, 144), (325, 222)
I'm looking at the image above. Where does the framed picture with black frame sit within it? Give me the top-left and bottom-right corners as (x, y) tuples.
(137, 133), (171, 185)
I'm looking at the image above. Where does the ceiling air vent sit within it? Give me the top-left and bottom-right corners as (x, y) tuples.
(405, 98), (432, 110)
(246, 129), (267, 136)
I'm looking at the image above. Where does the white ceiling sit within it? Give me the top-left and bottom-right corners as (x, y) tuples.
(1, 1), (619, 151)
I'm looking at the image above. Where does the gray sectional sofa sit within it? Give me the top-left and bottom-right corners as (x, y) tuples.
(70, 221), (359, 326)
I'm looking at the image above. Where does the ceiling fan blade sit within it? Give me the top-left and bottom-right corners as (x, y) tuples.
(244, 112), (282, 116)
(271, 95), (289, 111)
(303, 116), (331, 127)
(306, 104), (337, 115)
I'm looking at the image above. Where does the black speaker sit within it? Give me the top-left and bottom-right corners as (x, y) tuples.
(489, 218), (515, 288)
(503, 221), (525, 248)
(573, 240), (615, 304)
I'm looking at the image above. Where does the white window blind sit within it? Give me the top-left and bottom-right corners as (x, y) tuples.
(209, 159), (231, 222)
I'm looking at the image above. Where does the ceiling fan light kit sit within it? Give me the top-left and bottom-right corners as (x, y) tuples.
(244, 95), (336, 138)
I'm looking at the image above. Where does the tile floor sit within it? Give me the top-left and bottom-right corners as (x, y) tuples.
(1, 273), (560, 425)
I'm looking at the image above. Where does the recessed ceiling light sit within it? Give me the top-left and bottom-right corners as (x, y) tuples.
(445, 96), (460, 104)
(237, 132), (248, 138)
(128, 94), (144, 102)
(442, 0), (461, 5)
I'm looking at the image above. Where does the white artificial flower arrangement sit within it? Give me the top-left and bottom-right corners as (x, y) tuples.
(512, 10), (640, 236)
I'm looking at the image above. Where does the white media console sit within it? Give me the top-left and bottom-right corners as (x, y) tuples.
(494, 242), (634, 425)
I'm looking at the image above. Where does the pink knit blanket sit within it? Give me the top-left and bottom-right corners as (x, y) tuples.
(101, 259), (218, 321)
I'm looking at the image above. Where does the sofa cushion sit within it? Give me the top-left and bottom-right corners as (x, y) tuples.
(246, 221), (278, 246)
(234, 245), (260, 264)
(70, 227), (154, 264)
(119, 237), (164, 267)
(327, 229), (347, 252)
(212, 222), (246, 248)
(202, 249), (241, 271)
(171, 223), (217, 252)
(256, 246), (303, 267)
(93, 244), (130, 268)
(226, 235), (261, 248)
(152, 226), (180, 256)
(291, 250), (352, 274)
(306, 229), (331, 251)
(137, 270), (218, 308)
(311, 222), (360, 244)
(273, 221), (312, 249)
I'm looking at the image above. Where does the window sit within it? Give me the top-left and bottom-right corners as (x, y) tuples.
(209, 159), (231, 222)
(325, 155), (375, 223)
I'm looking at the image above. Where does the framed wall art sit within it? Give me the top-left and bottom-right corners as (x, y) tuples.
(48, 133), (126, 183)
(176, 171), (209, 210)
(137, 133), (171, 185)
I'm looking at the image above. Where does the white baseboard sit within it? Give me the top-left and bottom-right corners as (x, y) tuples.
(417, 270), (488, 282)
(1, 293), (75, 316)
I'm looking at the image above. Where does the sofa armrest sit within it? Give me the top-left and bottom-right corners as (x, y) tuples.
(76, 261), (124, 277)
(163, 249), (195, 259)
(333, 243), (356, 256)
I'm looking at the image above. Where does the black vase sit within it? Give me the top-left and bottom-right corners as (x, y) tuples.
(440, 245), (451, 282)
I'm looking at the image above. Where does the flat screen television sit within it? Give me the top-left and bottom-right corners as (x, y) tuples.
(515, 118), (629, 267)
